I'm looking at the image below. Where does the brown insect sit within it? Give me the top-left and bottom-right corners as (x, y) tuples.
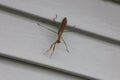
(37, 17), (69, 56)
(47, 17), (68, 55)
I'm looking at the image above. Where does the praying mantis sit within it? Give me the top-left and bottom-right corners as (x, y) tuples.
(37, 16), (69, 56)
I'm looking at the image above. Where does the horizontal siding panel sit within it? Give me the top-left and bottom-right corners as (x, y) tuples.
(0, 0), (120, 80)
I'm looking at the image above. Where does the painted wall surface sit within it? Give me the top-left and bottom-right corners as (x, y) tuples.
(0, 0), (120, 80)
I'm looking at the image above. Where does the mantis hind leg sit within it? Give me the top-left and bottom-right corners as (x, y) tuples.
(51, 43), (56, 56)
(61, 37), (69, 53)
(44, 40), (57, 56)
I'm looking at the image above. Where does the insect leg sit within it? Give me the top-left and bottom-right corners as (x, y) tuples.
(53, 14), (58, 21)
(37, 22), (57, 33)
(61, 37), (69, 53)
